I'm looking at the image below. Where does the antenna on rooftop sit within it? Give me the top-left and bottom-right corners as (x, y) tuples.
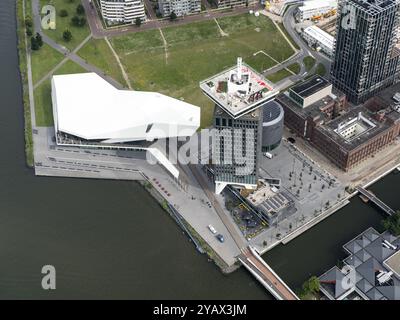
(237, 57), (243, 80)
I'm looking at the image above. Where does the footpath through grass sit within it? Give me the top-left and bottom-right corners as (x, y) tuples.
(109, 14), (294, 128)
(31, 43), (64, 85)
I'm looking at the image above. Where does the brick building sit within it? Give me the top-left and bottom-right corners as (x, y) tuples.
(277, 76), (400, 171)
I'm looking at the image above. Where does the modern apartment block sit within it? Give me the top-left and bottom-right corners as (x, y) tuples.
(331, 0), (400, 104)
(214, 0), (257, 9)
(99, 0), (145, 24)
(158, 0), (201, 17)
(200, 58), (278, 194)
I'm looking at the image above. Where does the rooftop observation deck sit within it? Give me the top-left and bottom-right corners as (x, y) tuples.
(200, 58), (279, 119)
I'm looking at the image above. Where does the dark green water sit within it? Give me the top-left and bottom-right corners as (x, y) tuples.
(0, 0), (267, 299)
(0, 0), (394, 299)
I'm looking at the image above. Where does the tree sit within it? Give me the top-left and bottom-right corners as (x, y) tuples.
(76, 4), (85, 15)
(63, 29), (72, 42)
(35, 33), (43, 47)
(382, 211), (400, 236)
(59, 9), (69, 17)
(170, 11), (177, 21)
(26, 26), (33, 37)
(71, 15), (86, 27)
(135, 17), (142, 27)
(25, 15), (33, 28)
(71, 15), (80, 26)
(79, 17), (87, 26)
(30, 37), (39, 51)
(299, 276), (320, 300)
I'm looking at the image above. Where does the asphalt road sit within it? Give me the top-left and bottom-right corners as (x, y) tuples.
(282, 4), (332, 74)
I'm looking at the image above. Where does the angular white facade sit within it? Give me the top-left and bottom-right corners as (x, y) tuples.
(99, 0), (145, 23)
(51, 73), (200, 144)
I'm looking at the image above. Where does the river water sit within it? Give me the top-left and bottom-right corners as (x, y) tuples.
(0, 0), (395, 299)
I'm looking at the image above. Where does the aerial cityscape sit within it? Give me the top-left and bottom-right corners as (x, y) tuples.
(2, 0), (400, 304)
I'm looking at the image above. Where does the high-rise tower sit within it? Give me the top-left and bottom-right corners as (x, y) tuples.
(331, 0), (400, 104)
(200, 58), (279, 194)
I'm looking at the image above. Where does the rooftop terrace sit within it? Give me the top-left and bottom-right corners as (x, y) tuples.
(200, 58), (278, 119)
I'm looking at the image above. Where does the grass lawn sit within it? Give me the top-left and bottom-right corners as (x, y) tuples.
(277, 22), (300, 50)
(40, 0), (90, 50)
(34, 60), (87, 126)
(315, 63), (327, 77)
(303, 56), (316, 72)
(18, 0), (34, 166)
(266, 68), (292, 83)
(287, 62), (301, 74)
(34, 80), (53, 126)
(77, 38), (127, 87)
(31, 43), (64, 85)
(110, 14), (294, 128)
(246, 53), (276, 73)
(55, 59), (86, 74)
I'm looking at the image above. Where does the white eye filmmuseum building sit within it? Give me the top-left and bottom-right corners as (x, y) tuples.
(51, 73), (200, 178)
(99, 0), (146, 24)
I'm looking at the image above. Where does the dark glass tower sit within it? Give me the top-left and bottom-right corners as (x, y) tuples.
(212, 105), (262, 193)
(331, 0), (400, 104)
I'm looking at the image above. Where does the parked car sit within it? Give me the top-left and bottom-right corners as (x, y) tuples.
(216, 234), (225, 243)
(208, 224), (217, 234)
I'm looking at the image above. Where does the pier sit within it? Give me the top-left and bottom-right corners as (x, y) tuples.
(356, 187), (396, 216)
(239, 246), (299, 300)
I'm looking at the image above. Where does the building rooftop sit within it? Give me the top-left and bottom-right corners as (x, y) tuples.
(298, 0), (337, 12)
(200, 58), (278, 119)
(290, 75), (331, 99)
(262, 100), (284, 123)
(303, 25), (335, 50)
(277, 88), (340, 120)
(385, 250), (400, 278)
(319, 228), (400, 300)
(352, 0), (400, 15)
(321, 105), (400, 151)
(52, 73), (200, 143)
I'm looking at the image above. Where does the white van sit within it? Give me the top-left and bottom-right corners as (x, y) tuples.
(264, 152), (273, 159)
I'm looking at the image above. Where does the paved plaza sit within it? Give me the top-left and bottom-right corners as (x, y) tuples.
(248, 140), (346, 253)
